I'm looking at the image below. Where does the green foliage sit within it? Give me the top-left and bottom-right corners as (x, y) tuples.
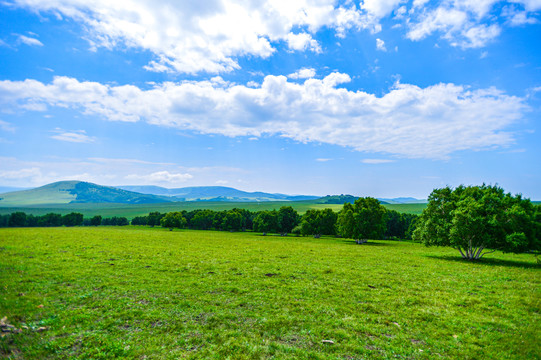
(160, 212), (187, 230)
(8, 212), (27, 227)
(90, 215), (102, 226)
(146, 212), (164, 227)
(337, 197), (387, 242)
(300, 208), (337, 237)
(385, 210), (419, 240)
(253, 210), (279, 234)
(62, 212), (83, 227)
(39, 213), (63, 227)
(414, 185), (540, 260)
(130, 216), (148, 226)
(277, 206), (299, 234)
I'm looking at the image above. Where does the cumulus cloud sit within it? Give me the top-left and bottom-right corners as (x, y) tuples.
(18, 34), (43, 47)
(8, 0), (367, 74)
(125, 171), (193, 184)
(0, 74), (527, 159)
(404, 0), (541, 48)
(51, 128), (95, 143)
(288, 68), (317, 79)
(376, 38), (387, 51)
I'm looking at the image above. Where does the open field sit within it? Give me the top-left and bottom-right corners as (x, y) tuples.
(1, 227), (539, 359)
(0, 201), (427, 219)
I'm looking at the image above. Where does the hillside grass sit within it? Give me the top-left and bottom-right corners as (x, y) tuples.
(1, 227), (539, 359)
(0, 201), (426, 219)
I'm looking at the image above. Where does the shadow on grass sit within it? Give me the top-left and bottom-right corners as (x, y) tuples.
(339, 240), (397, 246)
(426, 254), (540, 269)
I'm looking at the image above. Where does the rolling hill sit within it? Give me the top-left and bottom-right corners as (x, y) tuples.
(0, 181), (174, 206)
(117, 185), (319, 202)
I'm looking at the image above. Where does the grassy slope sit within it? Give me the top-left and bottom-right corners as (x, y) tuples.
(0, 201), (427, 218)
(1, 227), (539, 359)
(0, 181), (173, 206)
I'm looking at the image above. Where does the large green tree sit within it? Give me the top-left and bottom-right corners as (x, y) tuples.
(277, 206), (299, 235)
(300, 209), (337, 237)
(253, 210), (279, 235)
(413, 185), (540, 260)
(337, 197), (387, 244)
(160, 212), (187, 230)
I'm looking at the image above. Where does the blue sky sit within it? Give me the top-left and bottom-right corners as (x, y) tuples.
(0, 0), (540, 199)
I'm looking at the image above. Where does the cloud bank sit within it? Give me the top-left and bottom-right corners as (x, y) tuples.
(6, 0), (540, 73)
(0, 74), (526, 159)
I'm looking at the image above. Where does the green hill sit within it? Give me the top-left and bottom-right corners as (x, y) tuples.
(0, 181), (174, 206)
(118, 185), (319, 202)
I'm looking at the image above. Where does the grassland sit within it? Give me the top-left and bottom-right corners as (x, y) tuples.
(1, 227), (539, 359)
(0, 201), (427, 219)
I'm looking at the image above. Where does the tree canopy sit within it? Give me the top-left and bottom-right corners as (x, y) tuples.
(337, 197), (387, 243)
(413, 185), (540, 260)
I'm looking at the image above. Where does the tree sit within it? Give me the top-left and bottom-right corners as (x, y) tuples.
(131, 216), (148, 226)
(90, 215), (102, 226)
(413, 185), (540, 260)
(147, 212), (164, 227)
(190, 210), (215, 230)
(277, 206), (299, 235)
(221, 209), (245, 231)
(62, 212), (83, 227)
(160, 212), (187, 230)
(300, 209), (337, 238)
(337, 197), (387, 244)
(39, 213), (63, 227)
(253, 210), (279, 235)
(8, 212), (27, 227)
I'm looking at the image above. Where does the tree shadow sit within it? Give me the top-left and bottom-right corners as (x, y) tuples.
(339, 240), (395, 246)
(426, 254), (540, 269)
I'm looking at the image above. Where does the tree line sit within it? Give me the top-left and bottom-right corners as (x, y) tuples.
(0, 201), (418, 240)
(1, 185), (539, 261)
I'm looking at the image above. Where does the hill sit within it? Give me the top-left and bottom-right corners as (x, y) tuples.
(118, 185), (319, 202)
(0, 181), (174, 206)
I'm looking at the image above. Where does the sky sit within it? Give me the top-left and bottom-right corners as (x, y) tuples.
(0, 0), (540, 199)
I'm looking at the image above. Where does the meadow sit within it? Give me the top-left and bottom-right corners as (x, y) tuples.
(0, 201), (426, 219)
(1, 227), (539, 359)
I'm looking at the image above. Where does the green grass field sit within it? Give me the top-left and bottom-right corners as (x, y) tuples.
(0, 201), (427, 219)
(1, 227), (539, 359)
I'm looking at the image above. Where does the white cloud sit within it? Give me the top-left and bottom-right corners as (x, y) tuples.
(0, 167), (43, 181)
(376, 38), (387, 51)
(316, 158), (333, 162)
(361, 159), (395, 164)
(50, 129), (95, 143)
(0, 120), (16, 132)
(286, 32), (321, 52)
(125, 171), (193, 184)
(9, 0), (367, 74)
(403, 0), (541, 48)
(362, 0), (403, 18)
(18, 34), (43, 47)
(288, 67), (317, 79)
(0, 74), (527, 159)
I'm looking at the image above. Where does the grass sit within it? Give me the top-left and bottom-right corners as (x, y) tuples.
(1, 227), (539, 359)
(0, 201), (426, 219)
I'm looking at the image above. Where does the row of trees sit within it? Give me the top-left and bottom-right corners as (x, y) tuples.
(0, 203), (417, 240)
(0, 212), (129, 228)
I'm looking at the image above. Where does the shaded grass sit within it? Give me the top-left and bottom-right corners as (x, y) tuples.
(1, 227), (539, 359)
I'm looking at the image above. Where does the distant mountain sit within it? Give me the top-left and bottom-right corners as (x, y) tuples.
(118, 185), (320, 202)
(0, 181), (174, 206)
(0, 186), (30, 194)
